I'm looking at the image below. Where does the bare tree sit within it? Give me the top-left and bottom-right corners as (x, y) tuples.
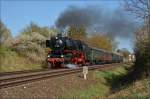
(124, 0), (150, 18)
(124, 0), (150, 35)
(123, 0), (150, 78)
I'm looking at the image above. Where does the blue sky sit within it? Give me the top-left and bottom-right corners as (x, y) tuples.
(0, 0), (133, 52)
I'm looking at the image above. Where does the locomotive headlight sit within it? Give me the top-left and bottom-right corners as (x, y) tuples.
(55, 36), (58, 39)
(61, 55), (64, 58)
(47, 55), (51, 58)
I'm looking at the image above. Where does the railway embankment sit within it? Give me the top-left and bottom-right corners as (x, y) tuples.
(1, 64), (148, 99)
(106, 77), (150, 99)
(0, 47), (44, 73)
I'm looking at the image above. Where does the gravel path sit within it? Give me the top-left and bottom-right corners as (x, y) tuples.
(0, 71), (98, 99)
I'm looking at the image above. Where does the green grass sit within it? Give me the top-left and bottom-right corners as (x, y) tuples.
(0, 47), (43, 72)
(59, 86), (108, 99)
(59, 65), (129, 99)
(96, 66), (128, 90)
(63, 82), (109, 99)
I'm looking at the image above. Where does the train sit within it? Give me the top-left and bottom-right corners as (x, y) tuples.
(46, 34), (123, 68)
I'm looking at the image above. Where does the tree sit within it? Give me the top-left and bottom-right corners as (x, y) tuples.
(15, 22), (58, 45)
(134, 25), (150, 77)
(124, 0), (150, 78)
(124, 0), (150, 19)
(87, 34), (117, 51)
(13, 22), (58, 63)
(21, 22), (55, 38)
(68, 25), (87, 40)
(124, 0), (150, 37)
(0, 21), (12, 47)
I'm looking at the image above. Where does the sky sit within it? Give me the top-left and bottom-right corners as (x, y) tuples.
(0, 0), (134, 52)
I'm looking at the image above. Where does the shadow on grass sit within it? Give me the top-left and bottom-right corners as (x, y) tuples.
(100, 64), (150, 99)
(102, 65), (136, 92)
(102, 71), (125, 92)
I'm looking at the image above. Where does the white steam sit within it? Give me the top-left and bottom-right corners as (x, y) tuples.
(65, 64), (78, 69)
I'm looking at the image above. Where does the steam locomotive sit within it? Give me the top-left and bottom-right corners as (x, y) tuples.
(46, 34), (123, 68)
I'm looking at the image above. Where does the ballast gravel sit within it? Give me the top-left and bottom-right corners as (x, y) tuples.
(0, 71), (98, 99)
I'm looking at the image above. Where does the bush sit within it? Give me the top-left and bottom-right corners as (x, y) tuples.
(0, 47), (43, 72)
(129, 24), (150, 80)
(0, 21), (13, 47)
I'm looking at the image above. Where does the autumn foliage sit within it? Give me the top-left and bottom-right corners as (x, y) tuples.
(67, 26), (116, 51)
(87, 34), (115, 51)
(68, 25), (87, 41)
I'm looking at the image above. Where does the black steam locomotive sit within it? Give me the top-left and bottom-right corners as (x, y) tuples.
(46, 34), (123, 68)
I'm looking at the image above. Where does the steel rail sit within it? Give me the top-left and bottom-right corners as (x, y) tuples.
(0, 63), (122, 89)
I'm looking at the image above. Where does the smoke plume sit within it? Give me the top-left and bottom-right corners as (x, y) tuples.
(55, 5), (138, 38)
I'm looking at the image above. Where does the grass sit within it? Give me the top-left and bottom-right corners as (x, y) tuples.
(109, 77), (150, 99)
(97, 66), (128, 90)
(116, 94), (149, 99)
(59, 64), (129, 99)
(59, 85), (109, 99)
(59, 65), (149, 99)
(58, 64), (150, 99)
(0, 47), (43, 72)
(65, 82), (109, 99)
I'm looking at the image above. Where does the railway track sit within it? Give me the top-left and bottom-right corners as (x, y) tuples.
(0, 63), (124, 89)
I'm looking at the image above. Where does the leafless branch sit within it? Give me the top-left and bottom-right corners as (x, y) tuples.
(124, 0), (150, 19)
